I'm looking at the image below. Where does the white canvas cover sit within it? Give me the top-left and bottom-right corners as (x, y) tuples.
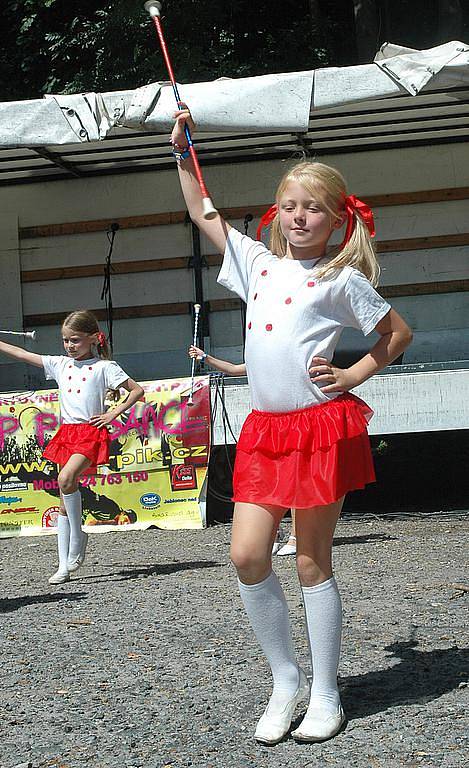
(0, 41), (468, 147)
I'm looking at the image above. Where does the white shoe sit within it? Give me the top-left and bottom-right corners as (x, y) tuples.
(48, 570), (70, 585)
(272, 541), (281, 555)
(67, 532), (88, 572)
(277, 537), (296, 557)
(254, 669), (310, 745)
(292, 704), (346, 742)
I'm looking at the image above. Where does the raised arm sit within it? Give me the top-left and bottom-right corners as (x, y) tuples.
(0, 339), (44, 368)
(172, 110), (231, 254)
(189, 345), (246, 376)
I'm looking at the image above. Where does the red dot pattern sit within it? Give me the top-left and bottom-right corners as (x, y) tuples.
(250, 270), (317, 333)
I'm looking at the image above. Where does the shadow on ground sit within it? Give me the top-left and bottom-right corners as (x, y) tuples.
(79, 559), (222, 582)
(0, 591), (87, 613)
(333, 533), (396, 546)
(341, 639), (468, 720)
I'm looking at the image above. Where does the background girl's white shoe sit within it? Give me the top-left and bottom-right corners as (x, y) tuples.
(48, 570), (70, 585)
(67, 531), (88, 572)
(277, 536), (296, 556)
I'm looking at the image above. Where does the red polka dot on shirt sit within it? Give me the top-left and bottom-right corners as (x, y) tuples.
(254, 293), (258, 300)
(308, 281), (316, 287)
(285, 297), (292, 304)
(261, 270), (268, 276)
(266, 324), (273, 331)
(248, 322), (252, 330)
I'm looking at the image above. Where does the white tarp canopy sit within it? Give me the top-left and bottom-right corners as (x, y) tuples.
(1, 40), (469, 147)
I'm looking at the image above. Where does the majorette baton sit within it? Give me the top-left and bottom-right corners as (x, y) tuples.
(188, 303), (201, 407)
(144, 1), (218, 221)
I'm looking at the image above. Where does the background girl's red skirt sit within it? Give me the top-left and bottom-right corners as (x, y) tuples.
(232, 393), (375, 508)
(43, 423), (110, 474)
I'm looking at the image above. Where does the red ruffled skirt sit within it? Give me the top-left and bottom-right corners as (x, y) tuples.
(43, 423), (110, 474)
(232, 393), (375, 508)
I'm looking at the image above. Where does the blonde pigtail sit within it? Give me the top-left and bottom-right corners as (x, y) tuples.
(96, 337), (112, 361)
(316, 212), (380, 286)
(96, 339), (121, 402)
(269, 216), (287, 258)
(96, 339), (120, 401)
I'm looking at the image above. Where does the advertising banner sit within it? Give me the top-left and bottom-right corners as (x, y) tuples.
(0, 376), (210, 537)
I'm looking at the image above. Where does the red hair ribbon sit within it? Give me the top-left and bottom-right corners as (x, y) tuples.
(256, 204), (278, 240)
(97, 331), (107, 347)
(340, 194), (375, 249)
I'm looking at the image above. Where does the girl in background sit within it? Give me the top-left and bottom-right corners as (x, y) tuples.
(0, 310), (144, 584)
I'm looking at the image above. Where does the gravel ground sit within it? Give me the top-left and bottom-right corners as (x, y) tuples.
(0, 516), (468, 768)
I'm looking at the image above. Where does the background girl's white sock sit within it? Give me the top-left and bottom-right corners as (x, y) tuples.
(302, 576), (342, 713)
(56, 513), (70, 574)
(62, 490), (83, 559)
(238, 571), (300, 698)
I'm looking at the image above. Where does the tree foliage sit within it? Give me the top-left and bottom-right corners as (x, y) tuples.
(1, 0), (333, 100)
(1, 1), (468, 101)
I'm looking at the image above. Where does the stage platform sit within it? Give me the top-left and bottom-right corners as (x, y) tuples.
(211, 361), (469, 444)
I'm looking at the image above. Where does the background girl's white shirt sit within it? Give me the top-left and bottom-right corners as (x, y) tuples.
(218, 228), (391, 413)
(42, 356), (129, 423)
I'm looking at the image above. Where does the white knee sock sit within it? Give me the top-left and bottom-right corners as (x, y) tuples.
(62, 490), (83, 559)
(57, 513), (70, 574)
(302, 577), (342, 713)
(238, 571), (300, 698)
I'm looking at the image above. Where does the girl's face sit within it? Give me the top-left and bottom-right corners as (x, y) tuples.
(278, 181), (339, 257)
(62, 326), (96, 360)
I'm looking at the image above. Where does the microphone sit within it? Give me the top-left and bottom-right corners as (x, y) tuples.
(244, 213), (253, 235)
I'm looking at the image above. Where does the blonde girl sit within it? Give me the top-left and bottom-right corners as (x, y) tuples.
(0, 310), (144, 584)
(172, 110), (412, 744)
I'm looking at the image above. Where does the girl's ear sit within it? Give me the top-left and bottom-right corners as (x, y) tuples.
(332, 212), (347, 230)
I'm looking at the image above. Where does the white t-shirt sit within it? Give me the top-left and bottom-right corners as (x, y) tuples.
(218, 228), (391, 412)
(42, 355), (129, 424)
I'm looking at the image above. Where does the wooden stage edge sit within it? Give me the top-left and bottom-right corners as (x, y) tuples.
(19, 186), (469, 239)
(24, 279), (469, 327)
